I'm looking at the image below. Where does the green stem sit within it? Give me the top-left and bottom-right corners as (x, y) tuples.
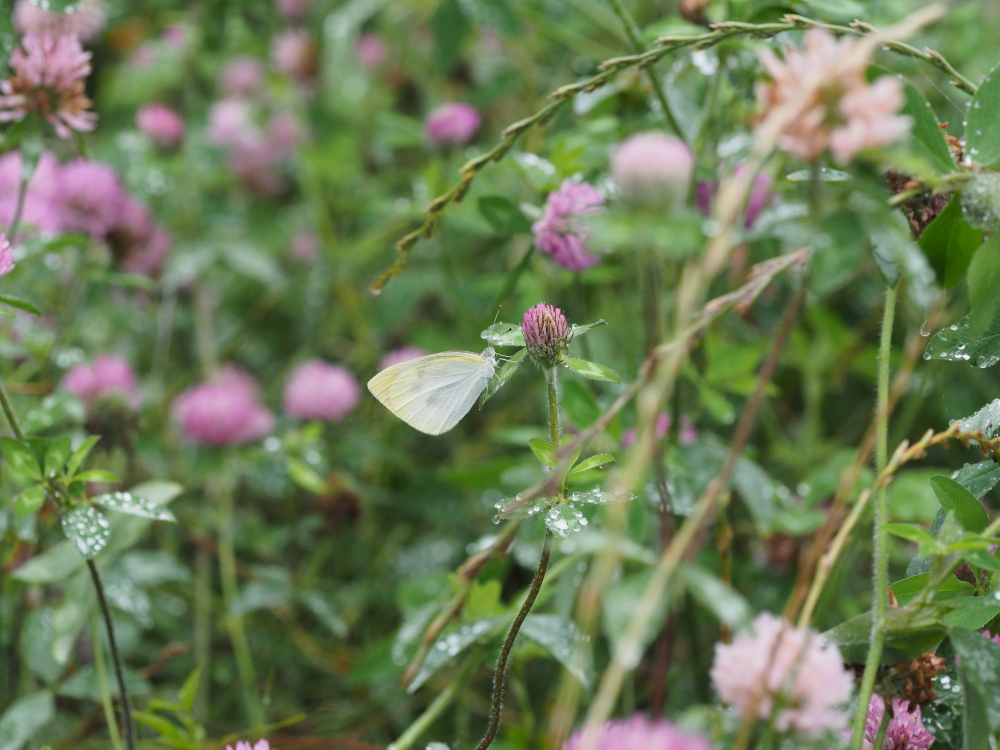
(0, 379), (25, 441)
(87, 560), (135, 750)
(851, 284), (897, 748)
(215, 478), (263, 726)
(388, 676), (461, 750)
(604, 0), (684, 138)
(91, 610), (125, 750)
(474, 530), (553, 750)
(872, 701), (890, 750)
(192, 545), (212, 721)
(546, 367), (561, 447)
(5, 166), (28, 241)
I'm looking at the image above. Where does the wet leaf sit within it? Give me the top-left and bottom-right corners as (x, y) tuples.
(918, 198), (982, 288)
(520, 614), (591, 686)
(952, 628), (1000, 732)
(408, 616), (507, 693)
(528, 438), (556, 468)
(481, 323), (525, 347)
(14, 485), (46, 520)
(965, 58), (1000, 169)
(0, 691), (55, 750)
(562, 358), (620, 384)
(930, 476), (989, 532)
(924, 313), (1000, 368)
(569, 454), (615, 475)
(480, 348), (526, 405)
(951, 461), (1000, 498)
(93, 492), (176, 522)
(60, 506), (111, 559)
(1, 437), (42, 480)
(678, 564), (752, 628)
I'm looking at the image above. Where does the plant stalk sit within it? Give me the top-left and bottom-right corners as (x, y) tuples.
(851, 284), (897, 748)
(87, 560), (135, 750)
(91, 610), (125, 750)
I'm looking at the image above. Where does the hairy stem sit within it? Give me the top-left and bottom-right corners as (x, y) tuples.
(852, 284), (897, 747)
(475, 530), (553, 750)
(88, 560), (135, 750)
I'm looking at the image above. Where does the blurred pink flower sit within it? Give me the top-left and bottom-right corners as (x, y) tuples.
(226, 742), (270, 750)
(0, 151), (62, 234)
(862, 695), (934, 750)
(228, 135), (284, 196)
(563, 716), (710, 750)
(13, 0), (107, 42)
(0, 234), (14, 278)
(275, 0), (308, 20)
(378, 346), (427, 371)
(621, 413), (695, 448)
(55, 159), (127, 238)
(268, 111), (305, 153)
(532, 180), (605, 270)
(271, 29), (318, 85)
(425, 102), (480, 148)
(207, 99), (255, 144)
(711, 611), (853, 736)
(160, 25), (188, 50)
(172, 366), (274, 446)
(289, 230), (318, 260)
(284, 359), (361, 421)
(221, 57), (265, 98)
(611, 132), (693, 207)
(695, 165), (773, 228)
(62, 355), (141, 408)
(757, 29), (910, 163)
(136, 103), (185, 149)
(356, 34), (386, 69)
(0, 32), (97, 138)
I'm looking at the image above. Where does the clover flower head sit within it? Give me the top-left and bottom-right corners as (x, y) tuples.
(284, 360), (361, 422)
(532, 180), (605, 270)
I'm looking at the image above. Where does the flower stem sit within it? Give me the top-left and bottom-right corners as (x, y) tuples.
(87, 560), (135, 750)
(546, 366), (561, 446)
(0, 379), (25, 441)
(851, 284), (897, 748)
(474, 530), (553, 750)
(388, 673), (462, 750)
(215, 477), (263, 726)
(5, 158), (29, 240)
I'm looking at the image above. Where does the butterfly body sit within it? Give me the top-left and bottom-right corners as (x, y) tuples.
(368, 347), (497, 435)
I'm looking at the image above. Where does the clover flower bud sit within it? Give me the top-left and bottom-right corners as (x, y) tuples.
(610, 132), (694, 208)
(522, 303), (570, 369)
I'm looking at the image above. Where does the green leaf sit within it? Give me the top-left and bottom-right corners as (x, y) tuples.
(957, 399), (1000, 437)
(901, 79), (956, 173)
(829, 604), (949, 664)
(60, 506), (111, 559)
(569, 454), (615, 475)
(65, 436), (99, 478)
(408, 616), (507, 692)
(930, 476), (989, 532)
(73, 469), (120, 484)
(43, 437), (71, 476)
(952, 461), (1000, 498)
(480, 348), (526, 405)
(287, 457), (326, 494)
(93, 492), (176, 522)
(178, 668), (201, 713)
(0, 691), (55, 750)
(10, 540), (85, 583)
(519, 614), (591, 686)
(966, 59), (1000, 169)
(918, 197), (983, 288)
(431, 0), (469, 74)
(924, 312), (1000, 368)
(0, 437), (42, 480)
(0, 294), (42, 316)
(890, 573), (974, 605)
(962, 548), (1000, 574)
(952, 628), (1000, 732)
(562, 358), (620, 384)
(528, 438), (556, 468)
(298, 590), (348, 638)
(944, 600), (1000, 629)
(569, 320), (607, 339)
(885, 522), (938, 551)
(477, 195), (531, 233)
(14, 485), (45, 520)
(968, 233), (1000, 338)
(480, 323), (525, 347)
(678, 564), (752, 628)
(785, 168), (850, 182)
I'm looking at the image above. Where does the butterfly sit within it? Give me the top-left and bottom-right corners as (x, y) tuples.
(367, 347), (498, 435)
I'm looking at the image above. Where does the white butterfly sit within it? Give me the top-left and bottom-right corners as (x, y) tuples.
(367, 347), (498, 435)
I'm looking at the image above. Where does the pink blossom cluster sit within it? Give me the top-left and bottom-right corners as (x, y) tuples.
(861, 695), (934, 750)
(621, 413), (697, 448)
(207, 82), (306, 196)
(378, 346), (427, 371)
(562, 716), (710, 750)
(0, 151), (172, 275)
(172, 366), (275, 446)
(226, 742), (269, 750)
(62, 355), (141, 409)
(425, 102), (481, 148)
(757, 29), (911, 163)
(136, 103), (185, 149)
(0, 32), (97, 139)
(284, 359), (361, 421)
(532, 181), (605, 270)
(356, 34), (386, 69)
(13, 0), (107, 43)
(271, 28), (319, 86)
(711, 611), (854, 736)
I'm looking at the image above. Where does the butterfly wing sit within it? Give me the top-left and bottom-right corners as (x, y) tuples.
(368, 351), (495, 435)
